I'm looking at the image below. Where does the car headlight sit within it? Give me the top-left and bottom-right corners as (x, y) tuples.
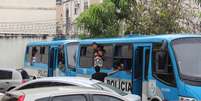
(179, 96), (197, 101)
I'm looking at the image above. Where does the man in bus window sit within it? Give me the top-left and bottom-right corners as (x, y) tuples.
(92, 42), (99, 52)
(58, 45), (65, 70)
(108, 61), (122, 76)
(92, 42), (105, 67)
(30, 47), (38, 65)
(155, 45), (168, 72)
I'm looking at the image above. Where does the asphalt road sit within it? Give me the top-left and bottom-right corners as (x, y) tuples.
(0, 93), (4, 100)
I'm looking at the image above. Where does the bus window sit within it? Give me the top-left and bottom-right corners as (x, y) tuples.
(66, 43), (79, 69)
(134, 47), (143, 79)
(80, 45), (93, 67)
(80, 44), (113, 68)
(102, 45), (113, 68)
(58, 45), (65, 70)
(114, 44), (132, 72)
(152, 43), (176, 87)
(26, 46), (31, 63)
(28, 46), (49, 65)
(40, 47), (49, 64)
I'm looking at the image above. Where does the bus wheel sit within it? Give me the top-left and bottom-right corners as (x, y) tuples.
(150, 97), (162, 101)
(151, 99), (159, 101)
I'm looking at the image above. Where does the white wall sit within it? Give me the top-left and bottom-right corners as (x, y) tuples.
(0, 38), (51, 68)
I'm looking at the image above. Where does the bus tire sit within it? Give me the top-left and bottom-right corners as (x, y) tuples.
(150, 96), (162, 101)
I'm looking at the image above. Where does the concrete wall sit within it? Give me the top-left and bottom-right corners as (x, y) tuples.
(0, 37), (51, 68)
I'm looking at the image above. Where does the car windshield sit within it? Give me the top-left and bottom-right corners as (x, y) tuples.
(173, 38), (201, 81)
(92, 82), (127, 96)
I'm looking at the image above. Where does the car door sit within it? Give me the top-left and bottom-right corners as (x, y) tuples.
(0, 70), (13, 92)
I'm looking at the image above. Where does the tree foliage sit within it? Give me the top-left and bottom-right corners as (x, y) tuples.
(76, 0), (119, 38)
(76, 0), (200, 38)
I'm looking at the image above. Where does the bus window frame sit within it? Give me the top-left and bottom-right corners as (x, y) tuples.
(152, 42), (177, 87)
(25, 45), (50, 68)
(57, 45), (66, 72)
(171, 38), (201, 86)
(78, 44), (94, 68)
(113, 43), (133, 72)
(79, 43), (114, 69)
(78, 42), (134, 74)
(66, 42), (79, 71)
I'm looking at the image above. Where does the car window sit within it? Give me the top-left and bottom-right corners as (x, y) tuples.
(92, 95), (124, 101)
(0, 70), (12, 80)
(35, 97), (49, 101)
(52, 95), (86, 101)
(17, 82), (74, 90)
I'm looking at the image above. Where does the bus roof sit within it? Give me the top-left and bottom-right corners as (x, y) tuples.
(80, 34), (201, 44)
(27, 34), (201, 46)
(27, 39), (78, 46)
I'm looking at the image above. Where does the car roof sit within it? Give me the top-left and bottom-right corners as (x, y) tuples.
(11, 86), (108, 95)
(15, 77), (100, 90)
(9, 86), (127, 100)
(34, 77), (99, 85)
(0, 68), (17, 72)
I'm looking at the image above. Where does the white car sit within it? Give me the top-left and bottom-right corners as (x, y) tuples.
(12, 77), (141, 101)
(0, 68), (30, 92)
(2, 86), (129, 101)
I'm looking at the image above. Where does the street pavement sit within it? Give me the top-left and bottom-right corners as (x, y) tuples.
(0, 93), (4, 100)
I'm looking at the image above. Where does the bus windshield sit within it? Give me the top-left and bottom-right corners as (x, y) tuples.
(173, 38), (201, 81)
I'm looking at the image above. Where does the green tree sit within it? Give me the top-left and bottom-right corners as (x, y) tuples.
(126, 0), (185, 34)
(76, 0), (198, 38)
(76, 0), (119, 38)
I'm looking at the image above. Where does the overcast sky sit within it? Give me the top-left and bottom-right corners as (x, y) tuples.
(0, 0), (56, 22)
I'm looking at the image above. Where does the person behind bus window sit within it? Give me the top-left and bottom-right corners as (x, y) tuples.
(109, 61), (131, 79)
(155, 43), (168, 72)
(108, 61), (122, 76)
(92, 43), (105, 67)
(92, 42), (99, 52)
(91, 66), (108, 82)
(58, 45), (65, 70)
(30, 47), (38, 65)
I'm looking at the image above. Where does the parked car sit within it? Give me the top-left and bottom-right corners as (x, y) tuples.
(2, 86), (129, 101)
(11, 77), (141, 101)
(0, 68), (30, 92)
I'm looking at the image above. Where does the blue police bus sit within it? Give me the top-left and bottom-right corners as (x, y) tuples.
(24, 34), (201, 101)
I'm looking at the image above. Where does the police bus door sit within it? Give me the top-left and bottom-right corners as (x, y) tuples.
(133, 44), (151, 100)
(48, 47), (58, 77)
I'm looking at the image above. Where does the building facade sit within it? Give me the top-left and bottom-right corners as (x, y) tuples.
(56, 0), (102, 36)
